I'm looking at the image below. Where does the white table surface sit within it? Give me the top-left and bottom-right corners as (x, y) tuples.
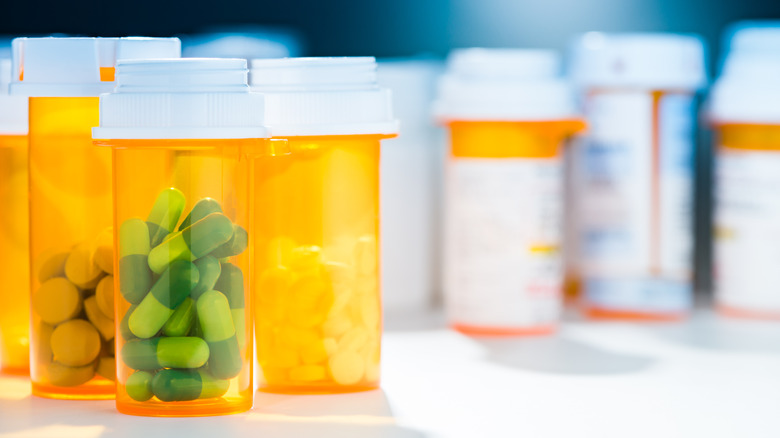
(2, 308), (780, 438)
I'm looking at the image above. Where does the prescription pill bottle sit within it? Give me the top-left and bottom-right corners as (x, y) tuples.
(10, 37), (180, 399)
(710, 23), (780, 319)
(568, 33), (706, 320)
(0, 58), (30, 375)
(434, 49), (583, 335)
(93, 58), (266, 416)
(249, 57), (398, 393)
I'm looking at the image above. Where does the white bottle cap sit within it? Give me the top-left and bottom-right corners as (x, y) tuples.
(709, 22), (780, 124)
(10, 37), (181, 97)
(434, 48), (577, 122)
(249, 57), (398, 137)
(569, 32), (707, 90)
(0, 58), (27, 135)
(93, 58), (267, 140)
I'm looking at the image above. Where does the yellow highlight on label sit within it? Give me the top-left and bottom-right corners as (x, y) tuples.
(529, 244), (559, 255)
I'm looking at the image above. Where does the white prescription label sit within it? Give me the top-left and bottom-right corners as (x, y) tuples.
(444, 157), (562, 328)
(573, 91), (694, 312)
(716, 149), (780, 313)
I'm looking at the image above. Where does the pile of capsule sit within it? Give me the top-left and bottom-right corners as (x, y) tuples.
(33, 229), (116, 387)
(256, 234), (381, 388)
(118, 188), (248, 403)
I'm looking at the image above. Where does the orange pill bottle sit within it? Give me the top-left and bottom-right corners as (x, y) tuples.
(434, 49), (584, 336)
(94, 58), (266, 416)
(10, 37), (180, 399)
(0, 59), (30, 375)
(249, 57), (398, 393)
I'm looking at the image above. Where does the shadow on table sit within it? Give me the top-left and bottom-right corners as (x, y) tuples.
(643, 309), (780, 355)
(475, 335), (654, 376)
(0, 377), (426, 438)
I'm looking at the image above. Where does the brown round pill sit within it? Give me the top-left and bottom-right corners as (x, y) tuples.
(46, 361), (96, 387)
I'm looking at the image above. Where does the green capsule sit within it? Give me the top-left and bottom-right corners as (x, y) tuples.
(214, 262), (246, 349)
(190, 256), (221, 300)
(147, 188), (186, 247)
(210, 224), (248, 259)
(179, 198), (222, 232)
(120, 304), (138, 341)
(129, 260), (199, 339)
(126, 370), (154, 402)
(197, 290), (242, 379)
(214, 262), (245, 309)
(119, 219), (152, 304)
(151, 368), (229, 402)
(147, 213), (233, 274)
(162, 297), (196, 337)
(122, 337), (209, 370)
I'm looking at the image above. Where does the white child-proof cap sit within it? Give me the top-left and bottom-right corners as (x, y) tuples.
(433, 48), (578, 121)
(10, 37), (181, 97)
(569, 32), (707, 91)
(0, 59), (27, 135)
(710, 22), (780, 124)
(249, 57), (398, 137)
(93, 58), (267, 140)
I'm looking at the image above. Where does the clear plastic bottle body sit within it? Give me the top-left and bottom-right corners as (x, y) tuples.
(253, 135), (388, 394)
(714, 124), (780, 319)
(0, 134), (30, 375)
(107, 138), (256, 416)
(28, 97), (115, 399)
(443, 120), (581, 335)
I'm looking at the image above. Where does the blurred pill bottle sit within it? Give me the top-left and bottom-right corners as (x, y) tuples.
(10, 37), (180, 400)
(249, 57), (398, 393)
(710, 23), (780, 319)
(568, 33), (706, 320)
(0, 58), (29, 375)
(94, 58), (265, 416)
(434, 49), (584, 336)
(377, 58), (444, 316)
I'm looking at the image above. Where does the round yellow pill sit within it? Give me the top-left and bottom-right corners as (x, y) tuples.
(93, 228), (114, 275)
(360, 293), (381, 329)
(50, 319), (102, 367)
(289, 245), (322, 273)
(33, 277), (82, 325)
(35, 321), (55, 364)
(289, 365), (326, 382)
(267, 346), (300, 369)
(46, 361), (95, 387)
(37, 251), (69, 283)
(301, 341), (328, 365)
(328, 351), (364, 386)
(95, 276), (114, 320)
(97, 356), (115, 381)
(84, 295), (114, 341)
(65, 243), (104, 289)
(338, 327), (370, 353)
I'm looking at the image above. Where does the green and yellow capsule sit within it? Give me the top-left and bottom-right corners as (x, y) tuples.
(214, 262), (247, 350)
(119, 218), (153, 304)
(147, 188), (186, 247)
(151, 368), (229, 402)
(197, 290), (242, 379)
(211, 224), (248, 259)
(121, 337), (209, 370)
(178, 198), (222, 232)
(129, 260), (199, 339)
(147, 213), (233, 274)
(162, 297), (196, 337)
(190, 255), (221, 300)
